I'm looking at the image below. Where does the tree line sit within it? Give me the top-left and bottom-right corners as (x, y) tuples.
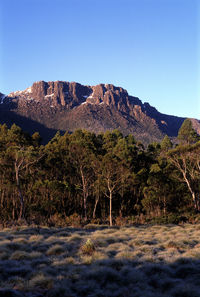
(0, 119), (200, 226)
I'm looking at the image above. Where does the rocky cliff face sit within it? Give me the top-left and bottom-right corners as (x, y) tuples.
(8, 81), (133, 110)
(0, 80), (192, 144)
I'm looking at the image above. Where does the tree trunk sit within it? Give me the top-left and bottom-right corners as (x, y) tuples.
(163, 196), (166, 215)
(80, 167), (88, 221)
(196, 194), (200, 211)
(93, 196), (99, 219)
(93, 182), (100, 219)
(15, 162), (24, 220)
(119, 183), (124, 218)
(12, 195), (15, 220)
(83, 195), (87, 220)
(109, 191), (112, 226)
(191, 192), (200, 211)
(182, 172), (199, 211)
(1, 189), (4, 208)
(107, 178), (113, 226)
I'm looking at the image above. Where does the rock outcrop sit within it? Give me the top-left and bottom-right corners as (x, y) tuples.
(0, 80), (193, 144)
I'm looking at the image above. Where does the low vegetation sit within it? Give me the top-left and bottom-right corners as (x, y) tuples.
(1, 224), (200, 296)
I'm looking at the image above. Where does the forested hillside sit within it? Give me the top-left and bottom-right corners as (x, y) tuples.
(0, 119), (200, 226)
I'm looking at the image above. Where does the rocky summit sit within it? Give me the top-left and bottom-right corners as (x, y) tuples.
(0, 80), (194, 144)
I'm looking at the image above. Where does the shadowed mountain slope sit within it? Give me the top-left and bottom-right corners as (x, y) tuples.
(0, 81), (196, 144)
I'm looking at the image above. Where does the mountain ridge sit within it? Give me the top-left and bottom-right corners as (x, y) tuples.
(0, 81), (198, 144)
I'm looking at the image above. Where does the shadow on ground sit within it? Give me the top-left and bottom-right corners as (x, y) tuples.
(0, 226), (200, 297)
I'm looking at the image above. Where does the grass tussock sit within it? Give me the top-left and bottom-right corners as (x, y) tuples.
(29, 273), (54, 289)
(10, 251), (31, 260)
(1, 224), (200, 296)
(46, 244), (65, 256)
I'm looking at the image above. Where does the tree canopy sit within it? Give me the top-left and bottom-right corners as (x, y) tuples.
(178, 119), (199, 144)
(0, 123), (200, 226)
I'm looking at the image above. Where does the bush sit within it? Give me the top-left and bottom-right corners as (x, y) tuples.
(148, 214), (188, 225)
(47, 213), (66, 227)
(90, 218), (101, 225)
(81, 239), (96, 255)
(115, 216), (128, 226)
(65, 213), (81, 227)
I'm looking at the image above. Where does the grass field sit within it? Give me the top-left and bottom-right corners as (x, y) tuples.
(1, 224), (200, 296)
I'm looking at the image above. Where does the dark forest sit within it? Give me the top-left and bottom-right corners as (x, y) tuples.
(0, 119), (199, 227)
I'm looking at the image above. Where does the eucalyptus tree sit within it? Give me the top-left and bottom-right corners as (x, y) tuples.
(113, 135), (138, 216)
(167, 142), (200, 211)
(0, 124), (43, 220)
(68, 130), (98, 221)
(100, 152), (122, 226)
(160, 135), (173, 151)
(142, 160), (173, 216)
(39, 131), (72, 218)
(100, 130), (130, 225)
(178, 119), (199, 144)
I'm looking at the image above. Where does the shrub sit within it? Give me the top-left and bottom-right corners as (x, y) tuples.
(47, 213), (66, 227)
(115, 216), (128, 226)
(65, 213), (81, 227)
(90, 218), (101, 225)
(149, 214), (188, 225)
(81, 239), (95, 255)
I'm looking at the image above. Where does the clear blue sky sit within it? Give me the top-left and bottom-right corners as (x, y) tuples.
(0, 0), (199, 119)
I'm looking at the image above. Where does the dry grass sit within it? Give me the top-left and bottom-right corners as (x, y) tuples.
(0, 224), (200, 296)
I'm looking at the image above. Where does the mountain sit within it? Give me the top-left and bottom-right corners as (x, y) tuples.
(0, 81), (195, 144)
